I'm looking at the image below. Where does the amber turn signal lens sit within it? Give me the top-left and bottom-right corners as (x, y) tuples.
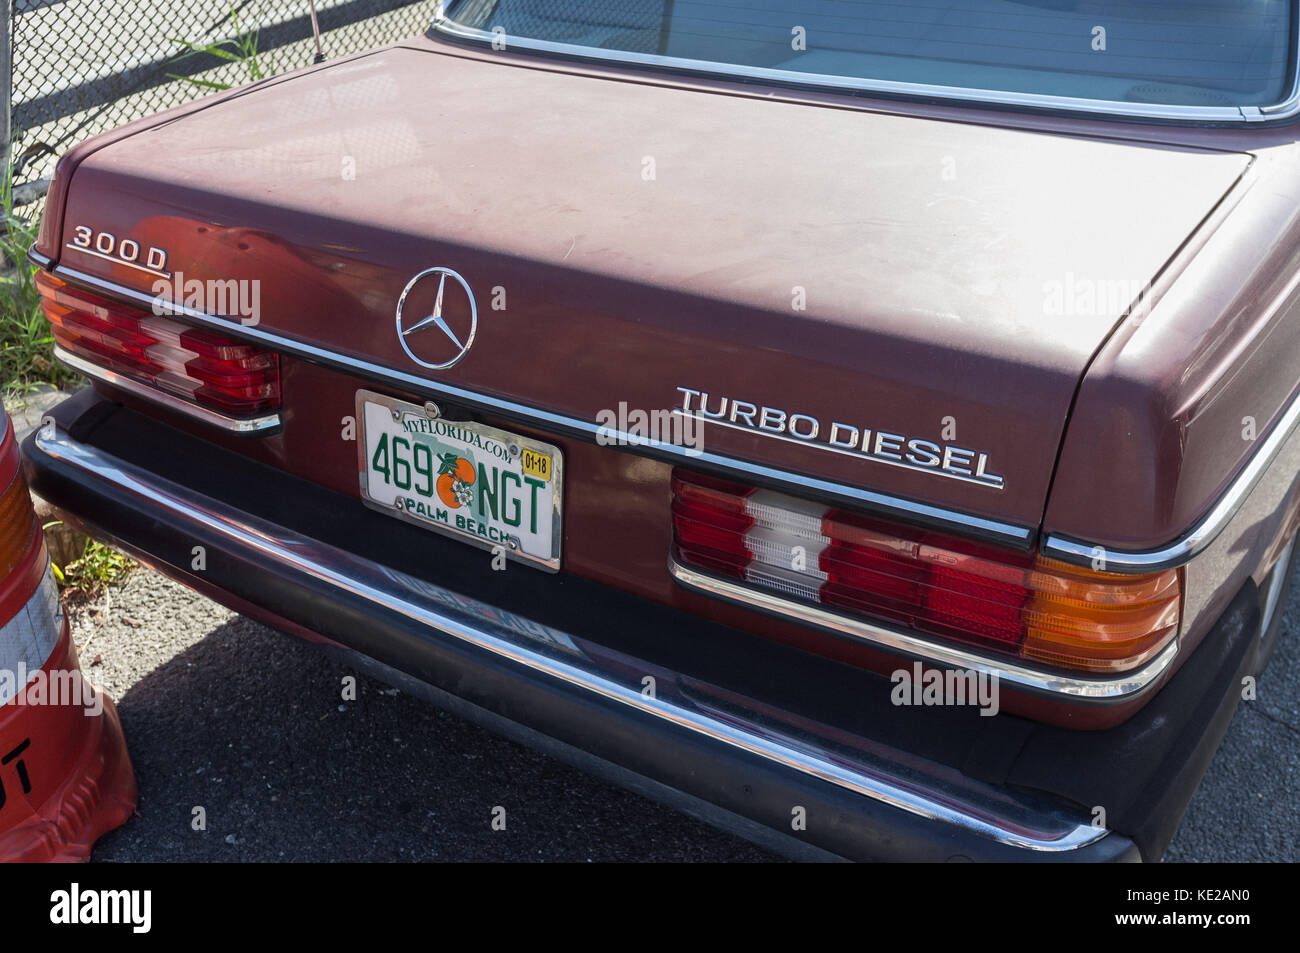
(1021, 558), (1182, 673)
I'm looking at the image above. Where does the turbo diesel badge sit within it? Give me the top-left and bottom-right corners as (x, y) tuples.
(673, 387), (1005, 489)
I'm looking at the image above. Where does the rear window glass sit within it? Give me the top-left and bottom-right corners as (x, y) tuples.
(441, 0), (1296, 110)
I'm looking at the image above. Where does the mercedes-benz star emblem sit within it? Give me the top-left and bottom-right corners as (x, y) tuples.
(395, 267), (478, 370)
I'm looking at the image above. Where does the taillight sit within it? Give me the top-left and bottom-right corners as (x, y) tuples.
(670, 469), (1181, 674)
(670, 472), (755, 578)
(35, 272), (280, 421)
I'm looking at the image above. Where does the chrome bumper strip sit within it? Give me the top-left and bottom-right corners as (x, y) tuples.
(32, 421), (1106, 852)
(1260, 535), (1297, 637)
(670, 558), (1179, 701)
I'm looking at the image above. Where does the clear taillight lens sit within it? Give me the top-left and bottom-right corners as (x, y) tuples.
(670, 468), (1181, 674)
(36, 272), (280, 419)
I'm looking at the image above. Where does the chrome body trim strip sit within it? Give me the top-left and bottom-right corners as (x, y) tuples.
(669, 557), (1180, 701)
(53, 345), (282, 434)
(41, 264), (1035, 547)
(431, 16), (1300, 125)
(1043, 383), (1300, 572)
(42, 264), (1292, 571)
(27, 248), (53, 271)
(32, 422), (1107, 852)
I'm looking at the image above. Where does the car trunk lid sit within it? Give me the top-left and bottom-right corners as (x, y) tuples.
(47, 42), (1251, 532)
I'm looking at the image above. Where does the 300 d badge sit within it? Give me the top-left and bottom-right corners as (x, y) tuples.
(65, 225), (169, 279)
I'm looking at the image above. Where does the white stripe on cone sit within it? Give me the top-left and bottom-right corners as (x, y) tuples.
(0, 568), (63, 707)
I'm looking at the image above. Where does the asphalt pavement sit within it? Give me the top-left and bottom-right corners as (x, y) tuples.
(71, 559), (1299, 862)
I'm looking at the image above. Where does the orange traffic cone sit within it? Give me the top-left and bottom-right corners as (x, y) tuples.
(0, 414), (136, 861)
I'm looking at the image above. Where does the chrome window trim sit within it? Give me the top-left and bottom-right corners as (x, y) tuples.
(431, 15), (1300, 125)
(1042, 381), (1300, 573)
(33, 421), (1107, 852)
(36, 261), (1035, 548)
(52, 345), (282, 434)
(670, 556), (1179, 700)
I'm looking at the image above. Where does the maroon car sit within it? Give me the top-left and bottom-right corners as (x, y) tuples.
(21, 2), (1300, 861)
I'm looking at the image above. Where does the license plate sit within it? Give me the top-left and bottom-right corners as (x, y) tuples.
(357, 390), (562, 571)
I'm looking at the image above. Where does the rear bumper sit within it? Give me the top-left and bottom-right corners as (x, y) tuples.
(22, 392), (1260, 861)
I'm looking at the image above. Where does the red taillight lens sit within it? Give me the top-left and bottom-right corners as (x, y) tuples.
(671, 468), (1182, 674)
(669, 472), (754, 578)
(819, 516), (924, 624)
(823, 512), (1035, 651)
(35, 272), (280, 419)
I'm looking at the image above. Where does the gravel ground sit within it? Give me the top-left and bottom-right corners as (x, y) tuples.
(72, 560), (1299, 863)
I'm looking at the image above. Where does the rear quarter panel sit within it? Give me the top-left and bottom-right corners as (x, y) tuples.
(1045, 138), (1300, 670)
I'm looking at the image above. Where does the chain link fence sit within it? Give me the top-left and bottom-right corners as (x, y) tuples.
(7, 0), (437, 192)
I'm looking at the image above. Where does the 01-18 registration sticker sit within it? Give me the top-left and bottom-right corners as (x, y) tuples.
(356, 390), (562, 571)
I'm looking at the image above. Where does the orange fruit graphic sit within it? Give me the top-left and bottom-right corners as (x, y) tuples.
(436, 453), (476, 508)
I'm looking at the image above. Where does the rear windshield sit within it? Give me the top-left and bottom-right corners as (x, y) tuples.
(440, 0), (1296, 111)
